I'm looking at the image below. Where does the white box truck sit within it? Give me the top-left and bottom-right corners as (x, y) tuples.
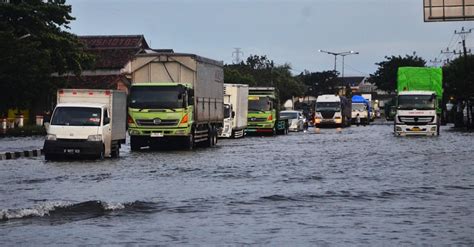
(219, 84), (248, 138)
(314, 94), (351, 128)
(43, 89), (127, 160)
(127, 52), (224, 150)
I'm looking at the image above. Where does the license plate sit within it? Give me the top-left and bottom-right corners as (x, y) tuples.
(64, 149), (80, 154)
(150, 132), (164, 137)
(411, 127), (421, 131)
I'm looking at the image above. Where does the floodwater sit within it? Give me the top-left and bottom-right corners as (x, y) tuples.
(1, 123), (473, 245)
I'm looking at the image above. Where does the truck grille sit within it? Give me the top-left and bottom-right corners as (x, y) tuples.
(248, 117), (268, 122)
(136, 119), (179, 126)
(398, 116), (434, 125)
(320, 111), (335, 119)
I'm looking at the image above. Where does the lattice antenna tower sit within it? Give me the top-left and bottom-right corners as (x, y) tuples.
(232, 48), (244, 64)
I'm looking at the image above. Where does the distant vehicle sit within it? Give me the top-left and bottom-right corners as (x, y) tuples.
(127, 52), (224, 150)
(43, 89), (127, 160)
(351, 95), (370, 125)
(361, 93), (375, 122)
(246, 87), (289, 135)
(219, 84), (248, 138)
(394, 67), (443, 136)
(280, 110), (305, 131)
(314, 94), (351, 128)
(384, 97), (397, 121)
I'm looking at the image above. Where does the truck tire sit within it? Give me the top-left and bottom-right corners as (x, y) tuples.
(111, 143), (120, 158)
(130, 136), (141, 151)
(212, 127), (218, 145)
(437, 119), (441, 136)
(206, 126), (217, 147)
(97, 145), (105, 160)
(185, 130), (194, 150)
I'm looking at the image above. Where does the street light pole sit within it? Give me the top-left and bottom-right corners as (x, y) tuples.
(318, 50), (359, 75)
(341, 51), (359, 79)
(318, 50), (359, 94)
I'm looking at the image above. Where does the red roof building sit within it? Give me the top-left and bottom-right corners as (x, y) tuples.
(62, 35), (150, 93)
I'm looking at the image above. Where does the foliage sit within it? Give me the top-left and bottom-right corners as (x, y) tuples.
(224, 55), (305, 102)
(0, 0), (94, 114)
(443, 55), (474, 100)
(1, 125), (46, 137)
(368, 54), (426, 93)
(296, 70), (339, 96)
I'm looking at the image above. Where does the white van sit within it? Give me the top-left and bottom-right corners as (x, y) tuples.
(43, 89), (127, 160)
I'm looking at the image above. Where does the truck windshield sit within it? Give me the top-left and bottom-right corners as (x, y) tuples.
(248, 97), (271, 111)
(316, 102), (341, 112)
(51, 107), (102, 126)
(352, 103), (367, 111)
(129, 86), (183, 109)
(398, 95), (435, 110)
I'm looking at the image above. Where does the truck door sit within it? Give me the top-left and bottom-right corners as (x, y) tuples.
(102, 108), (112, 157)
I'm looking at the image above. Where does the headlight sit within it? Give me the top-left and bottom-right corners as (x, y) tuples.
(46, 134), (56, 141)
(87, 134), (102, 141)
(335, 118), (342, 124)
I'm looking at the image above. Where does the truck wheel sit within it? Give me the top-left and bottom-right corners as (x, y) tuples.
(437, 120), (441, 136)
(130, 136), (141, 151)
(97, 146), (105, 160)
(212, 127), (218, 145)
(185, 131), (194, 150)
(111, 144), (120, 158)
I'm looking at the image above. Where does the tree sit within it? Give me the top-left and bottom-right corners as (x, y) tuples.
(297, 70), (339, 96)
(368, 54), (426, 93)
(0, 0), (94, 115)
(443, 54), (474, 99)
(224, 55), (305, 102)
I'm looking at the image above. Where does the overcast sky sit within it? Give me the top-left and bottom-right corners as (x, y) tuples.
(67, 0), (472, 76)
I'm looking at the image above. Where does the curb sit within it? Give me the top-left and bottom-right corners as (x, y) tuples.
(0, 149), (43, 160)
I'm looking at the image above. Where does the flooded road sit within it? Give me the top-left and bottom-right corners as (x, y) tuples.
(1, 124), (473, 245)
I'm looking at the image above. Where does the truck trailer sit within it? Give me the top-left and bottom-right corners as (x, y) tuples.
(127, 52), (224, 150)
(394, 67), (443, 136)
(314, 94), (351, 128)
(219, 84), (248, 138)
(43, 89), (127, 160)
(246, 87), (288, 135)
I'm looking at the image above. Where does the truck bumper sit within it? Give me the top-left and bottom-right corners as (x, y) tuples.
(315, 120), (342, 128)
(43, 140), (103, 157)
(245, 127), (274, 133)
(394, 124), (438, 136)
(128, 127), (191, 137)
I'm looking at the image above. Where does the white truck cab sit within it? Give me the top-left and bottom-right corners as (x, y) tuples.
(394, 91), (439, 136)
(43, 89), (126, 160)
(314, 94), (344, 127)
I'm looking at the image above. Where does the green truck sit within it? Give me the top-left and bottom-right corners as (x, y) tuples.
(127, 52), (224, 149)
(246, 87), (288, 135)
(394, 67), (443, 136)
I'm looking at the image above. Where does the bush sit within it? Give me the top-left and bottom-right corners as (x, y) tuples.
(1, 125), (46, 137)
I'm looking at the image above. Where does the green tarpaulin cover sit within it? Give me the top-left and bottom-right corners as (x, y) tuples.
(397, 67), (443, 101)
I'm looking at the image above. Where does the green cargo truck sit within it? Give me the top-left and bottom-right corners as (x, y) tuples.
(246, 87), (288, 135)
(127, 52), (224, 149)
(394, 67), (443, 136)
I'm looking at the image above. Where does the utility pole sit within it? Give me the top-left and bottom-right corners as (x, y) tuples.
(454, 27), (472, 58)
(232, 48), (244, 64)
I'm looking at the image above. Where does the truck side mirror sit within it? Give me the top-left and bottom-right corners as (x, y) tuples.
(232, 111), (235, 118)
(44, 122), (50, 131)
(104, 117), (110, 125)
